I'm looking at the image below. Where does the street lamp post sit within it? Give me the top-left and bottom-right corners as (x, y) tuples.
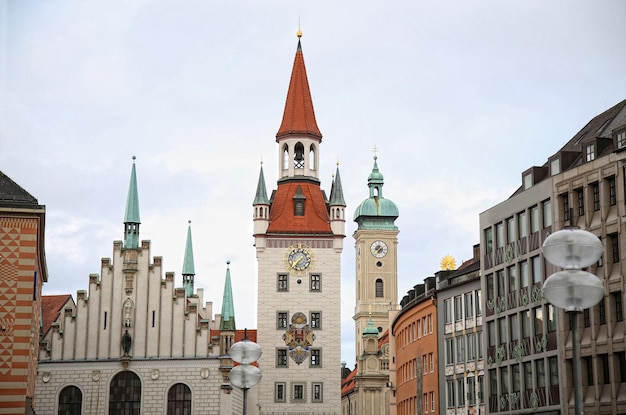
(229, 330), (262, 415)
(542, 228), (605, 415)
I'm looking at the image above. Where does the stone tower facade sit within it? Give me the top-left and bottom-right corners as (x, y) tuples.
(253, 35), (345, 415)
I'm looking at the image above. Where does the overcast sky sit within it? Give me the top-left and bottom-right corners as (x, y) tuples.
(1, 1), (625, 366)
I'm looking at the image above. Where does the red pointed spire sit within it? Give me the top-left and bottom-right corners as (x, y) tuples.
(276, 39), (322, 141)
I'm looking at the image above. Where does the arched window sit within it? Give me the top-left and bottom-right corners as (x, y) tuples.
(309, 144), (316, 170)
(282, 144), (289, 170)
(375, 279), (384, 298)
(59, 385), (82, 415)
(109, 371), (141, 415)
(294, 142), (305, 168)
(167, 383), (192, 415)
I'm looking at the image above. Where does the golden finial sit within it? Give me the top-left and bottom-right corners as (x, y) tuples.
(297, 18), (302, 38)
(440, 254), (457, 271)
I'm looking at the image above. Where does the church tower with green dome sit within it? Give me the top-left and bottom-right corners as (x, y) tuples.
(353, 155), (399, 358)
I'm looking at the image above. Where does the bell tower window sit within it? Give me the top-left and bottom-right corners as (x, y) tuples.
(294, 142), (305, 169)
(309, 144), (316, 170)
(282, 144), (289, 170)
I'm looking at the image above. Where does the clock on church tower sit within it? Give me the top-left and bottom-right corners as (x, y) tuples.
(353, 155), (400, 357)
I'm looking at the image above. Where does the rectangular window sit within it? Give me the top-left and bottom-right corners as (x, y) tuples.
(497, 270), (505, 297)
(577, 188), (585, 216)
(293, 384), (304, 401)
(547, 304), (556, 332)
(312, 383), (323, 403)
(489, 369), (498, 397)
(277, 274), (288, 292)
(609, 176), (617, 206)
(429, 352), (434, 372)
(477, 329), (484, 358)
(501, 366), (509, 394)
(447, 380), (456, 407)
(531, 255), (542, 284)
(561, 192), (569, 222)
(465, 292), (474, 318)
(542, 199), (552, 228)
(523, 361), (532, 391)
(600, 354), (610, 384)
(522, 310), (531, 339)
(104, 311), (107, 330)
(275, 382), (286, 402)
(475, 290), (482, 316)
(586, 143), (595, 161)
(524, 173), (533, 190)
(488, 321), (496, 348)
(423, 317), (427, 336)
(310, 274), (321, 291)
(593, 182), (600, 211)
(617, 352), (626, 382)
(428, 314), (433, 333)
(599, 297), (607, 325)
(277, 311), (288, 329)
(549, 357), (558, 387)
(467, 333), (476, 360)
(611, 233), (619, 263)
(444, 299), (453, 323)
(454, 296), (463, 321)
(510, 313), (519, 341)
(456, 336), (465, 362)
(457, 378), (465, 406)
(496, 222), (504, 248)
(446, 338), (455, 365)
(530, 206), (540, 233)
(277, 348), (288, 367)
(422, 355), (428, 375)
(584, 356), (594, 386)
(584, 308), (591, 328)
(485, 228), (493, 253)
(508, 265), (517, 293)
(498, 317), (508, 344)
(310, 311), (321, 329)
(520, 260), (529, 288)
(534, 307), (544, 336)
(417, 319), (421, 338)
(310, 348), (321, 367)
(506, 217), (515, 243)
(467, 377), (476, 405)
(518, 211), (528, 238)
(512, 363), (521, 393)
(487, 274), (495, 300)
(430, 391), (435, 413)
(614, 292), (624, 322)
(536, 359), (546, 388)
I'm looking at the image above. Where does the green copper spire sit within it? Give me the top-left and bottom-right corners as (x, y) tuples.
(253, 163), (269, 205)
(123, 156), (141, 249)
(219, 260), (236, 331)
(329, 165), (346, 206)
(182, 220), (195, 296)
(353, 156), (399, 230)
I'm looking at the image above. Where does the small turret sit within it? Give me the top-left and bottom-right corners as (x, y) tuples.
(123, 156), (141, 249)
(219, 261), (236, 355)
(182, 221), (195, 297)
(353, 156), (399, 231)
(253, 163), (270, 239)
(329, 164), (346, 237)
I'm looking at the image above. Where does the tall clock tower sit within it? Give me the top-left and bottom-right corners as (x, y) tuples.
(253, 32), (345, 415)
(353, 156), (399, 357)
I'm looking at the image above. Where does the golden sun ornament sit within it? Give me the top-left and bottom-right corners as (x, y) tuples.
(440, 254), (457, 271)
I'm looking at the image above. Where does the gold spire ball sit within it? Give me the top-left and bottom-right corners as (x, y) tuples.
(440, 254), (457, 271)
(297, 27), (302, 38)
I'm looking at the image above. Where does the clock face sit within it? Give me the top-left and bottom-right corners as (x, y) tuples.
(286, 245), (313, 272)
(370, 240), (388, 258)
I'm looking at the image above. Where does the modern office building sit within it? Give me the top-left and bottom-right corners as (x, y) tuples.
(252, 33), (345, 414)
(0, 171), (48, 415)
(437, 246), (484, 415)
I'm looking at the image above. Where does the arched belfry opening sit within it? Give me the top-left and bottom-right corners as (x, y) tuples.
(309, 144), (316, 170)
(282, 144), (289, 170)
(294, 142), (305, 169)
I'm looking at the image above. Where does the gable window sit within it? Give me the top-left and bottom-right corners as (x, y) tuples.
(277, 274), (288, 292)
(375, 279), (384, 297)
(618, 130), (626, 149)
(586, 143), (595, 161)
(293, 187), (306, 216)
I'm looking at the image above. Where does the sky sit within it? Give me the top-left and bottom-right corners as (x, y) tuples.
(1, 0), (625, 366)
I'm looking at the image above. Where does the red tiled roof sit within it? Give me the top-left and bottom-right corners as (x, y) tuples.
(378, 328), (390, 348)
(276, 40), (322, 140)
(267, 182), (332, 234)
(341, 367), (357, 395)
(41, 294), (72, 335)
